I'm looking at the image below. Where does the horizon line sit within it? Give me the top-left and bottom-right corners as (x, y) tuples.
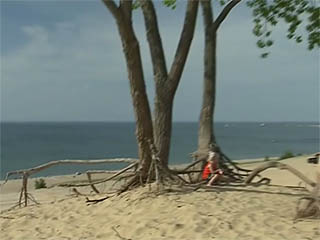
(1, 120), (319, 123)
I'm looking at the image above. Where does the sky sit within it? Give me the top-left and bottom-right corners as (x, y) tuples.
(1, 0), (319, 122)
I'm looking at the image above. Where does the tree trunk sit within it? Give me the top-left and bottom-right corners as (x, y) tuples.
(104, 0), (198, 179)
(140, 0), (199, 166)
(120, 29), (153, 179)
(103, 2), (154, 180)
(153, 92), (174, 167)
(197, 0), (240, 157)
(139, 0), (171, 168)
(197, 0), (217, 154)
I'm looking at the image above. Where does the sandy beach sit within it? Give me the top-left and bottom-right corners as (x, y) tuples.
(1, 155), (319, 240)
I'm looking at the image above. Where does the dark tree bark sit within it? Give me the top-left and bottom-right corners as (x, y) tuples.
(198, 0), (216, 154)
(102, 0), (153, 179)
(197, 0), (241, 156)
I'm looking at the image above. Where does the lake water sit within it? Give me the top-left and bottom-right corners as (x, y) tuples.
(1, 122), (319, 179)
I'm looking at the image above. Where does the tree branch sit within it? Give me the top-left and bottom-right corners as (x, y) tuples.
(167, 0), (199, 94)
(120, 0), (133, 20)
(140, 0), (168, 83)
(201, 0), (214, 30)
(101, 0), (121, 20)
(213, 0), (241, 31)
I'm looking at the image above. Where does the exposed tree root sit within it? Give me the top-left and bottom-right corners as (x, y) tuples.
(86, 195), (112, 205)
(243, 160), (319, 220)
(295, 173), (320, 219)
(245, 161), (316, 187)
(0, 158), (138, 207)
(2, 139), (254, 208)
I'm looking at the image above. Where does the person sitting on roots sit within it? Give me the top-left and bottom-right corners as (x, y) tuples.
(202, 150), (224, 186)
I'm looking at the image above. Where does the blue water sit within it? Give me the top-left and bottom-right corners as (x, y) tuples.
(1, 122), (319, 179)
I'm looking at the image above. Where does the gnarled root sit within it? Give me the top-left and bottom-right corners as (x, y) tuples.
(295, 173), (320, 219)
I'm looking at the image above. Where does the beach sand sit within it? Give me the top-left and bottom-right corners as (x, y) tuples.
(1, 155), (319, 240)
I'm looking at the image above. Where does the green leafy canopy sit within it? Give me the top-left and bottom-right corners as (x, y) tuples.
(133, 0), (319, 57)
(247, 0), (320, 57)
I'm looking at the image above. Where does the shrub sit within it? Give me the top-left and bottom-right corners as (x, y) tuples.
(264, 156), (270, 161)
(279, 151), (295, 160)
(35, 178), (47, 189)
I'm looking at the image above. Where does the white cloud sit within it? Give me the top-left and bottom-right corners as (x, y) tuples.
(1, 2), (319, 122)
(1, 14), (133, 121)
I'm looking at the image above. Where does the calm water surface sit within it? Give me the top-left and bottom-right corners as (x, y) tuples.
(1, 122), (319, 178)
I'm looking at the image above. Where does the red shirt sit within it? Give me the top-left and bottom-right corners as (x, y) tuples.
(202, 162), (218, 180)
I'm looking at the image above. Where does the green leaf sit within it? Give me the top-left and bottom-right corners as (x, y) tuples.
(266, 39), (273, 46)
(219, 0), (226, 6)
(287, 33), (294, 39)
(247, 0), (318, 56)
(163, 0), (176, 10)
(295, 36), (303, 43)
(257, 39), (266, 48)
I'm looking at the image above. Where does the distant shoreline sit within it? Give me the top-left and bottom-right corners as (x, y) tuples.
(1, 121), (319, 124)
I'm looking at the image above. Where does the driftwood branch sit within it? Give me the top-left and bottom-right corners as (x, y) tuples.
(1, 158), (138, 207)
(245, 161), (316, 187)
(2, 158), (138, 184)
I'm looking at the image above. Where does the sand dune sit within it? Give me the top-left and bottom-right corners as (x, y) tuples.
(1, 155), (319, 240)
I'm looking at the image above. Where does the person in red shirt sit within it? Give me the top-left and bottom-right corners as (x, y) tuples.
(202, 151), (223, 186)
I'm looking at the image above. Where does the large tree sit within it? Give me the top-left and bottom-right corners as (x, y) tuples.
(102, 0), (318, 186)
(195, 0), (319, 164)
(102, 0), (199, 185)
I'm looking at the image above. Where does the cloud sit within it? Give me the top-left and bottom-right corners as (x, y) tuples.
(1, 2), (319, 122)
(1, 13), (133, 121)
